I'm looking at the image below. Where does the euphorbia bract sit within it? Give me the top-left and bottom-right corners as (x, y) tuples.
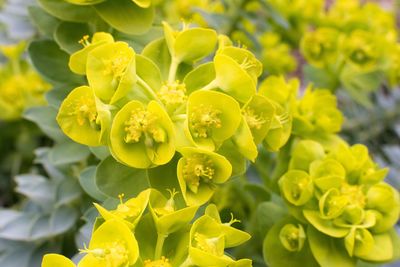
(30, 3), (400, 266)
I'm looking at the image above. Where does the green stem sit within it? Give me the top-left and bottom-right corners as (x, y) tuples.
(179, 257), (193, 267)
(270, 138), (293, 193)
(168, 58), (180, 83)
(171, 114), (187, 122)
(10, 59), (21, 75)
(200, 79), (219, 91)
(154, 233), (168, 260)
(136, 76), (160, 103)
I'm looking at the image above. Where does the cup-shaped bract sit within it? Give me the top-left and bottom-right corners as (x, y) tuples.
(318, 188), (349, 219)
(79, 219), (139, 267)
(177, 147), (232, 206)
(344, 228), (374, 257)
(232, 117), (258, 162)
(258, 76), (299, 107)
(279, 224), (306, 252)
(205, 204), (251, 248)
(163, 21), (218, 64)
(241, 94), (275, 145)
(342, 30), (381, 71)
(132, 0), (152, 8)
(149, 188), (199, 235)
(289, 139), (325, 171)
(300, 27), (340, 67)
(293, 88), (343, 137)
(94, 189), (150, 229)
(110, 100), (175, 168)
(279, 170), (314, 206)
(214, 46), (262, 103)
(262, 102), (293, 151)
(188, 214), (252, 267)
(186, 90), (241, 150)
(366, 183), (400, 233)
(42, 254), (76, 267)
(258, 76), (297, 151)
(69, 32), (114, 75)
(64, 0), (106, 5)
(309, 159), (346, 194)
(87, 41), (136, 104)
(57, 86), (110, 146)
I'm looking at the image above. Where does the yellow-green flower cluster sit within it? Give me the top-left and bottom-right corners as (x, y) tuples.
(300, 0), (399, 87)
(57, 22), (294, 207)
(157, 0), (224, 26)
(278, 139), (400, 263)
(0, 42), (51, 120)
(64, 0), (152, 8)
(259, 76), (343, 140)
(259, 32), (297, 75)
(42, 190), (251, 267)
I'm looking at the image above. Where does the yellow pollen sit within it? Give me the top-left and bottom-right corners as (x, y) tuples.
(242, 107), (266, 129)
(118, 193), (125, 205)
(144, 256), (172, 267)
(69, 96), (98, 127)
(182, 154), (215, 194)
(340, 184), (366, 208)
(124, 109), (165, 144)
(112, 193), (141, 220)
(157, 81), (187, 106)
(190, 104), (222, 138)
(78, 35), (90, 47)
(103, 51), (131, 80)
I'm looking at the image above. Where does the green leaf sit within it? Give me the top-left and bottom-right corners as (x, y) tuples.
(256, 201), (287, 237)
(183, 62), (215, 94)
(303, 64), (338, 90)
(142, 38), (171, 80)
(28, 40), (84, 84)
(357, 232), (394, 262)
(303, 210), (349, 238)
(263, 217), (319, 267)
(0, 206), (78, 242)
(95, 156), (150, 198)
(38, 0), (98, 23)
(49, 141), (90, 166)
(15, 174), (55, 209)
(94, 0), (154, 35)
(308, 226), (357, 267)
(28, 6), (60, 37)
(56, 177), (82, 206)
(46, 86), (72, 109)
(136, 54), (162, 93)
(24, 106), (66, 143)
(79, 166), (107, 201)
(54, 21), (91, 54)
(148, 156), (186, 208)
(89, 146), (110, 160)
(172, 26), (218, 63)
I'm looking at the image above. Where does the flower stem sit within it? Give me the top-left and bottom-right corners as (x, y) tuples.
(200, 79), (219, 91)
(171, 114), (187, 122)
(154, 233), (168, 260)
(168, 58), (180, 83)
(136, 76), (160, 103)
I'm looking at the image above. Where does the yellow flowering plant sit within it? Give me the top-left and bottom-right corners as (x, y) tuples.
(0, 1), (395, 267)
